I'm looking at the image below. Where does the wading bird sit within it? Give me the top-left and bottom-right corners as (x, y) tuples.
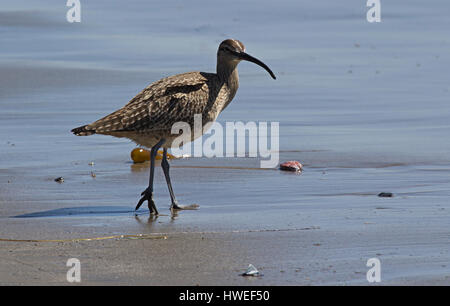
(72, 39), (276, 215)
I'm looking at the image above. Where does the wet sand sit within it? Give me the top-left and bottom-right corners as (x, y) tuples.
(1, 214), (449, 285)
(1, 156), (449, 285)
(1, 230), (449, 286)
(1, 0), (450, 285)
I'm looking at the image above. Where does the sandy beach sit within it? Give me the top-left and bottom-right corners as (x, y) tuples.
(1, 0), (450, 285)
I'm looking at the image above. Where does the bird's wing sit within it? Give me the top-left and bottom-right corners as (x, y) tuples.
(87, 72), (211, 134)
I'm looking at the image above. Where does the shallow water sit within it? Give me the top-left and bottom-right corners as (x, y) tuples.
(0, 0), (449, 284)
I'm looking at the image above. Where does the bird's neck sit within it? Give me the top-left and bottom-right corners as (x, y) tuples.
(216, 60), (239, 94)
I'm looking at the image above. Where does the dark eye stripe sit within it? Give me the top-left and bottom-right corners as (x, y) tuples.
(220, 46), (234, 52)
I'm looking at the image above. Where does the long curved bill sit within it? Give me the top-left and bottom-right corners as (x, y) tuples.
(234, 51), (276, 80)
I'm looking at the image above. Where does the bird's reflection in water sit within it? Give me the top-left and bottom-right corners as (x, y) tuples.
(133, 210), (179, 227)
(130, 161), (158, 173)
(171, 210), (180, 221)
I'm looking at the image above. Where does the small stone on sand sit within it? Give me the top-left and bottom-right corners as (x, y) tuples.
(378, 192), (393, 198)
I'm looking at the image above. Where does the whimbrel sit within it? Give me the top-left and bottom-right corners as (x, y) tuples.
(72, 39), (276, 215)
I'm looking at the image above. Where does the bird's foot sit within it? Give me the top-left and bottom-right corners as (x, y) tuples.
(135, 188), (159, 215)
(170, 201), (199, 211)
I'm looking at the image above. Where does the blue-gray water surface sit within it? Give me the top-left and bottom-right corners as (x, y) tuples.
(0, 0), (449, 284)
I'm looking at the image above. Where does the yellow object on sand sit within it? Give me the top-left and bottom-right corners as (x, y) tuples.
(131, 148), (175, 163)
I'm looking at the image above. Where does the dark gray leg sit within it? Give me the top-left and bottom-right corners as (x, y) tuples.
(161, 148), (199, 211)
(161, 148), (181, 210)
(135, 139), (165, 214)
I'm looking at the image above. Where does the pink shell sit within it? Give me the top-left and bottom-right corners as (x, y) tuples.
(279, 161), (303, 172)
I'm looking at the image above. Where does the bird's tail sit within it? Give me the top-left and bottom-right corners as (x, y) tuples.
(72, 108), (125, 136)
(71, 125), (96, 136)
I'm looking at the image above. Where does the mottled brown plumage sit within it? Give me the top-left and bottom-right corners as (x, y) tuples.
(71, 39), (275, 214)
(73, 71), (232, 148)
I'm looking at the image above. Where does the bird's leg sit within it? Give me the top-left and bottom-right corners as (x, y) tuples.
(135, 139), (165, 214)
(161, 148), (181, 209)
(161, 148), (199, 211)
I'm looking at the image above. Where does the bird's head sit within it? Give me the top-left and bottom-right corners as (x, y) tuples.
(217, 39), (276, 80)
